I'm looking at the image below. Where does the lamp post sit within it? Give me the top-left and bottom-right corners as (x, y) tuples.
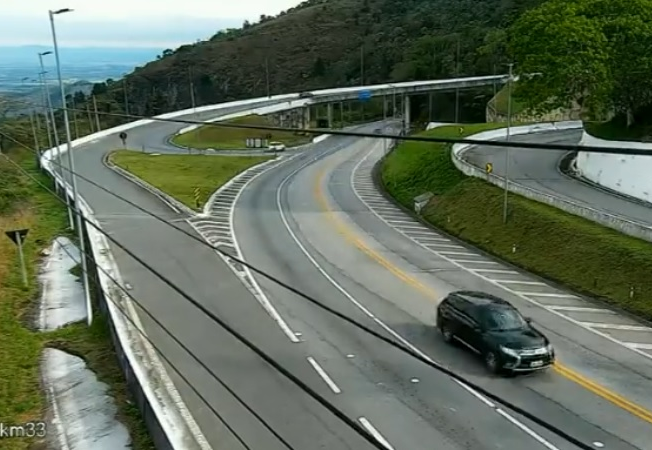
(39, 50), (74, 229)
(37, 53), (54, 153)
(502, 62), (514, 224)
(49, 7), (93, 326)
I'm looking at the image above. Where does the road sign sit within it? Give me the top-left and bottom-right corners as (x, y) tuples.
(119, 131), (128, 147)
(459, 127), (464, 135)
(358, 90), (372, 102)
(193, 187), (201, 208)
(5, 228), (28, 245)
(486, 162), (493, 174)
(5, 229), (29, 287)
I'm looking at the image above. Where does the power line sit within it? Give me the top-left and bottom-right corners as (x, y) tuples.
(1, 154), (298, 450)
(0, 144), (388, 450)
(3, 130), (597, 450)
(6, 96), (652, 157)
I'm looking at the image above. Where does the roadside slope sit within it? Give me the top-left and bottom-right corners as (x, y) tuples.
(380, 125), (652, 321)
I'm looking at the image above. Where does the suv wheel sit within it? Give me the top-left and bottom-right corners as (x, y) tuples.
(440, 322), (454, 343)
(484, 351), (501, 374)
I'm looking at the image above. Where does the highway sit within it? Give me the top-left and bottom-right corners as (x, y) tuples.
(56, 106), (394, 449)
(233, 126), (652, 449)
(57, 107), (652, 450)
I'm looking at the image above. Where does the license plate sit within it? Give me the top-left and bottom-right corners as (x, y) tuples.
(530, 360), (544, 368)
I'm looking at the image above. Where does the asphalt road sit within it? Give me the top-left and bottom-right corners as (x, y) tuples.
(55, 106), (393, 449)
(463, 129), (652, 224)
(55, 106), (652, 450)
(234, 128), (652, 449)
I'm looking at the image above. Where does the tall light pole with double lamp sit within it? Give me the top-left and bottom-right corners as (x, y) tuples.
(39, 50), (74, 229)
(49, 7), (92, 326)
(502, 62), (514, 224)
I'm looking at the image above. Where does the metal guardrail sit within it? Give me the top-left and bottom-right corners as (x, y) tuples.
(451, 124), (652, 243)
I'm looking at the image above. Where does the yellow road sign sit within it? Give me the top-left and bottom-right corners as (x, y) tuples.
(486, 162), (493, 174)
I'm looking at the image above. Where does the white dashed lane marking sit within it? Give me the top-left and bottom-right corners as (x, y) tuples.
(351, 145), (652, 359)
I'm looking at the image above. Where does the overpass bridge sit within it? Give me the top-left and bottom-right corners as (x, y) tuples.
(275, 74), (510, 130)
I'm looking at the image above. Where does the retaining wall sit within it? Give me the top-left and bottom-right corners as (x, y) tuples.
(451, 122), (652, 243)
(576, 132), (652, 204)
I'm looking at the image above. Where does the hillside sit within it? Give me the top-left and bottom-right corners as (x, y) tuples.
(88, 0), (543, 119)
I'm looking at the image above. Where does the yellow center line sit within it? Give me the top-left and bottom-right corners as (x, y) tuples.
(312, 166), (652, 425)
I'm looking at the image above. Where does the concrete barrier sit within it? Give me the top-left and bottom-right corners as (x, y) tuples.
(451, 122), (652, 243)
(176, 100), (311, 135)
(577, 132), (652, 204)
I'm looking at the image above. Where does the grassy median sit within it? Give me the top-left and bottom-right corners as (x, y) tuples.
(0, 152), (153, 449)
(381, 124), (652, 321)
(109, 150), (273, 209)
(171, 114), (312, 150)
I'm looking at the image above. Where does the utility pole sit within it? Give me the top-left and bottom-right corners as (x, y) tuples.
(455, 37), (461, 123)
(50, 7), (92, 326)
(29, 111), (40, 165)
(92, 95), (101, 131)
(360, 45), (364, 86)
(265, 57), (271, 98)
(123, 77), (129, 116)
(37, 54), (54, 151)
(188, 67), (196, 110)
(70, 94), (79, 139)
(86, 102), (94, 133)
(502, 62), (514, 225)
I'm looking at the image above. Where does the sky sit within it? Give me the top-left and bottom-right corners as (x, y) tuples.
(1, 0), (302, 47)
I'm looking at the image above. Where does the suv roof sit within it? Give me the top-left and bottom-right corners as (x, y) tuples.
(449, 290), (511, 307)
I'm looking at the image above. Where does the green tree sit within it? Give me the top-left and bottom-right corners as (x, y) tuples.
(508, 0), (612, 118)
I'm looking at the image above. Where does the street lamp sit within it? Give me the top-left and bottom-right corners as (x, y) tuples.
(49, 7), (93, 326)
(39, 50), (74, 229)
(37, 52), (54, 152)
(502, 62), (515, 224)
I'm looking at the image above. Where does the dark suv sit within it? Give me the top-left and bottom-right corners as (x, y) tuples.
(436, 291), (555, 374)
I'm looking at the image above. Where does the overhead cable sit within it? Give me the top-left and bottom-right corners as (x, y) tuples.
(0, 142), (389, 450)
(7, 97), (652, 156)
(2, 131), (597, 450)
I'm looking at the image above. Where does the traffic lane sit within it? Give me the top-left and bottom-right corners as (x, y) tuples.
(315, 140), (650, 449)
(234, 143), (577, 450)
(464, 130), (652, 224)
(105, 216), (381, 450)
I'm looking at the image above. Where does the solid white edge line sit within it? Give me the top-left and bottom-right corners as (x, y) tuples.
(350, 141), (562, 450)
(358, 417), (395, 450)
(307, 356), (342, 394)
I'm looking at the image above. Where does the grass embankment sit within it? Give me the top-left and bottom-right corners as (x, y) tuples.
(0, 153), (153, 449)
(110, 150), (273, 209)
(490, 85), (527, 116)
(381, 124), (652, 321)
(172, 114), (313, 150)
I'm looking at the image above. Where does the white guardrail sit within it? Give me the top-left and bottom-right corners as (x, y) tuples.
(451, 121), (652, 243)
(577, 132), (652, 205)
(38, 92), (332, 450)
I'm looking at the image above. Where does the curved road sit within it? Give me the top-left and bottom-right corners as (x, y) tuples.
(234, 127), (652, 449)
(463, 130), (652, 224)
(59, 106), (652, 450)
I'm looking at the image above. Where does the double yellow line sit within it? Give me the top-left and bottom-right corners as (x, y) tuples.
(312, 167), (652, 425)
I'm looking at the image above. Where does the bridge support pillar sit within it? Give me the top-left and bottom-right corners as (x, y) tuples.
(302, 106), (311, 129)
(327, 103), (333, 129)
(403, 95), (411, 134)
